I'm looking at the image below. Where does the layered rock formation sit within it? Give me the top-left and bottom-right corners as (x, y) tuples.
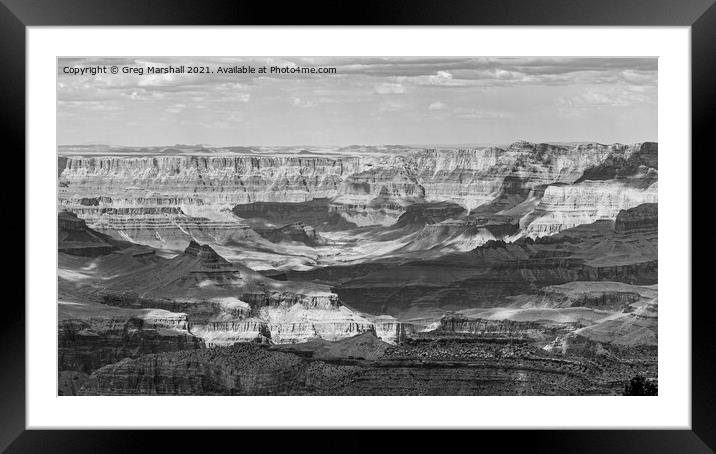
(615, 203), (658, 233)
(58, 210), (120, 256)
(78, 331), (654, 396)
(79, 343), (310, 395)
(334, 208), (657, 318)
(58, 142), (658, 254)
(57, 141), (659, 396)
(435, 314), (568, 338)
(515, 281), (657, 311)
(58, 155), (357, 250)
(58, 219), (405, 348)
(58, 301), (204, 374)
(521, 179), (657, 237)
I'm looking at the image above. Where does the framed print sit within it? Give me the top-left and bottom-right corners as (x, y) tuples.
(4, 0), (713, 451)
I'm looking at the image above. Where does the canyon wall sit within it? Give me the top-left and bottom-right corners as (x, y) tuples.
(58, 142), (658, 248)
(58, 307), (205, 374)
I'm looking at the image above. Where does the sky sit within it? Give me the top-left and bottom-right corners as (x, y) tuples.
(57, 57), (657, 147)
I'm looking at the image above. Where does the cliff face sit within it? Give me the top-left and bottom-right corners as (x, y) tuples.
(78, 332), (654, 396)
(58, 210), (120, 256)
(58, 155), (358, 248)
(59, 155), (357, 205)
(520, 281), (657, 310)
(58, 304), (204, 374)
(615, 203), (658, 233)
(436, 314), (564, 338)
(79, 343), (311, 396)
(58, 142), (658, 249)
(521, 179), (657, 237)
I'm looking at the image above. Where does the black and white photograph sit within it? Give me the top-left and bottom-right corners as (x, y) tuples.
(56, 56), (659, 397)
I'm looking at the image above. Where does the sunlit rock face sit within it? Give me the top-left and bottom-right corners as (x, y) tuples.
(409, 142), (624, 210)
(331, 163), (425, 226)
(77, 238), (393, 347)
(519, 143), (658, 237)
(58, 142), (658, 245)
(59, 155), (357, 205)
(186, 303), (380, 346)
(434, 314), (560, 338)
(520, 179), (658, 237)
(58, 155), (361, 247)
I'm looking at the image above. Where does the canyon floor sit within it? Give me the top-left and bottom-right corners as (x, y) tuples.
(57, 142), (658, 395)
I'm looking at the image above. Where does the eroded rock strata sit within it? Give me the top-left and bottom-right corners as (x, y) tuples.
(58, 141), (658, 255)
(78, 331), (656, 396)
(57, 141), (659, 396)
(333, 209), (657, 318)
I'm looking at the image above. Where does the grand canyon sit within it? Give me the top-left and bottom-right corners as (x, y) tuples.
(56, 141), (657, 395)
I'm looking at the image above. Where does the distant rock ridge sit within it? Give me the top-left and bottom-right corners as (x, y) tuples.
(615, 203), (657, 233)
(58, 142), (657, 245)
(395, 201), (467, 228)
(58, 210), (120, 256)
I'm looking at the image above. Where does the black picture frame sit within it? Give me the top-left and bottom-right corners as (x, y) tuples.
(3, 0), (711, 451)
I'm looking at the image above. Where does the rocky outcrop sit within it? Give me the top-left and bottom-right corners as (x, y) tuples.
(58, 304), (204, 373)
(190, 320), (272, 346)
(79, 343), (311, 395)
(58, 211), (119, 256)
(519, 281), (657, 310)
(84, 209), (255, 250)
(521, 179), (657, 237)
(331, 164), (425, 226)
(394, 201), (466, 228)
(100, 241), (245, 301)
(519, 143), (657, 237)
(575, 142), (658, 182)
(615, 203), (658, 233)
(258, 222), (328, 246)
(435, 314), (571, 337)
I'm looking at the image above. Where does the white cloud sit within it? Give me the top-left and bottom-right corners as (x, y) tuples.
(452, 107), (512, 120)
(164, 103), (186, 114)
(374, 82), (406, 94)
(292, 97), (317, 107)
(429, 101), (447, 110)
(556, 87), (655, 108)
